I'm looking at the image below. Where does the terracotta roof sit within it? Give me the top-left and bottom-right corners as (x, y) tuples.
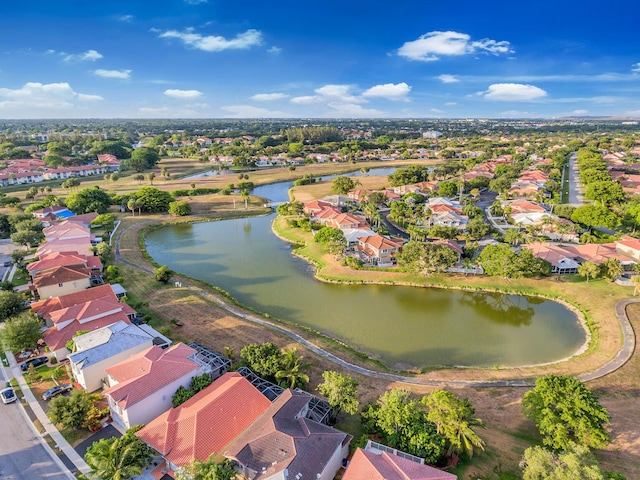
(28, 252), (101, 274)
(64, 212), (99, 226)
(31, 284), (119, 318)
(33, 264), (91, 288)
(103, 343), (200, 409)
(225, 390), (351, 480)
(48, 296), (126, 326)
(36, 238), (94, 257)
(617, 235), (640, 252)
(509, 200), (546, 214)
(344, 448), (457, 480)
(358, 235), (404, 251)
(43, 222), (90, 240)
(43, 312), (132, 351)
(136, 372), (270, 468)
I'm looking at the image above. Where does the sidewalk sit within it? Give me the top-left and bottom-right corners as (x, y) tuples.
(4, 349), (91, 477)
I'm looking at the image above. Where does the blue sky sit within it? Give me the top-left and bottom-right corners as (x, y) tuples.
(1, 0), (639, 119)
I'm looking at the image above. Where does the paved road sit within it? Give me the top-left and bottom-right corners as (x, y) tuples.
(0, 365), (74, 480)
(567, 152), (584, 205)
(116, 219), (637, 387)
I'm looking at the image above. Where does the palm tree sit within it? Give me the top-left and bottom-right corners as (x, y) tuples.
(85, 435), (150, 480)
(275, 348), (311, 389)
(241, 189), (250, 209)
(632, 275), (640, 296)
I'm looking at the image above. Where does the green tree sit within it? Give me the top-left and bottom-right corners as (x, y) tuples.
(85, 425), (153, 480)
(1, 312), (42, 350)
(466, 218), (490, 240)
(175, 456), (236, 480)
(153, 265), (172, 284)
(477, 243), (522, 279)
(48, 389), (100, 430)
(126, 147), (160, 172)
(331, 176), (356, 194)
(314, 226), (346, 255)
(0, 290), (26, 322)
(66, 186), (112, 214)
(240, 342), (283, 381)
(521, 444), (606, 480)
(95, 242), (112, 263)
(169, 200), (192, 216)
(571, 205), (619, 231)
(578, 262), (600, 283)
(438, 181), (458, 198)
(133, 174), (145, 184)
(132, 187), (173, 213)
(147, 172), (156, 185)
(90, 213), (115, 235)
(423, 390), (486, 458)
(275, 347), (310, 389)
(522, 374), (611, 451)
(504, 228), (525, 246)
(317, 371), (359, 422)
(600, 258), (623, 281)
(397, 242), (458, 276)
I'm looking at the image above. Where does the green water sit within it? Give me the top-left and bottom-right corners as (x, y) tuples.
(145, 214), (586, 369)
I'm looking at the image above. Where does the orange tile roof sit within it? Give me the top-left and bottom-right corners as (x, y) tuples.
(617, 235), (640, 252)
(48, 296), (125, 326)
(358, 235), (403, 251)
(103, 343), (200, 409)
(33, 264), (91, 288)
(31, 284), (119, 318)
(36, 237), (94, 257)
(344, 448), (457, 480)
(28, 252), (101, 273)
(136, 372), (270, 468)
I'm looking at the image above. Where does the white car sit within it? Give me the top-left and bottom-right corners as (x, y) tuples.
(1, 387), (17, 404)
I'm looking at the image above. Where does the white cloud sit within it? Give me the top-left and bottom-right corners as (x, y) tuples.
(633, 63), (640, 73)
(164, 89), (204, 99)
(158, 28), (262, 52)
(482, 83), (547, 101)
(290, 95), (320, 105)
(444, 102), (457, 106)
(437, 74), (459, 84)
(398, 31), (512, 62)
(267, 46), (282, 55)
(220, 105), (290, 118)
(325, 103), (383, 117)
(0, 82), (102, 116)
(184, 0), (207, 4)
(430, 108), (443, 113)
(93, 69), (132, 79)
(572, 109), (589, 115)
(250, 93), (289, 101)
(63, 49), (103, 62)
(118, 15), (133, 22)
(362, 82), (411, 101)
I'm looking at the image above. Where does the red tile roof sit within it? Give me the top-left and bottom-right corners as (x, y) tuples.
(344, 448), (457, 480)
(617, 235), (640, 252)
(136, 372), (270, 468)
(48, 296), (126, 326)
(28, 252), (101, 274)
(31, 284), (119, 318)
(103, 343), (200, 409)
(36, 238), (94, 257)
(33, 264), (91, 288)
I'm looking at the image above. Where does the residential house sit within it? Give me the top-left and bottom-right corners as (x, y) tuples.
(35, 237), (94, 257)
(136, 372), (271, 476)
(342, 228), (377, 251)
(64, 212), (99, 228)
(615, 236), (640, 261)
(225, 389), (351, 480)
(523, 243), (580, 274)
(343, 443), (457, 480)
(32, 283), (122, 319)
(33, 264), (92, 299)
(32, 206), (74, 220)
(303, 200), (335, 216)
(428, 204), (468, 229)
(97, 153), (121, 171)
(325, 213), (369, 230)
(43, 221), (101, 245)
(69, 321), (170, 392)
(42, 293), (136, 359)
(27, 252), (102, 280)
(356, 235), (404, 266)
(103, 343), (212, 430)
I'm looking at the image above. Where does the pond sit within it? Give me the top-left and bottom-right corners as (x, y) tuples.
(145, 208), (586, 369)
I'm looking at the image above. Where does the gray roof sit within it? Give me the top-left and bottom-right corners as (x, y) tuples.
(68, 321), (155, 368)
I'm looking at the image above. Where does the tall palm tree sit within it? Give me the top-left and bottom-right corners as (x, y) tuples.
(275, 348), (311, 389)
(85, 436), (148, 480)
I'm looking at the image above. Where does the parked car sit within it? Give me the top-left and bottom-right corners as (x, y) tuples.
(1, 387), (17, 404)
(3, 261), (11, 267)
(20, 356), (48, 372)
(42, 383), (72, 401)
